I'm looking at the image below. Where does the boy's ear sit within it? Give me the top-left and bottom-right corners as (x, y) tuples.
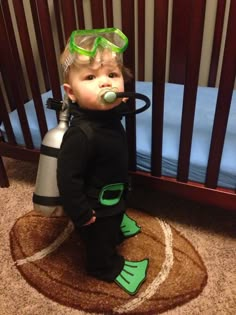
(63, 83), (76, 102)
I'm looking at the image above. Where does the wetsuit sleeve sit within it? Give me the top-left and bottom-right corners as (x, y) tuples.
(57, 126), (94, 227)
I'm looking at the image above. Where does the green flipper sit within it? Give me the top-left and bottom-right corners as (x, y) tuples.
(115, 259), (149, 295)
(120, 213), (141, 237)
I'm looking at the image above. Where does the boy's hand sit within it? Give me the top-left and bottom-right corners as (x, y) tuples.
(83, 210), (96, 226)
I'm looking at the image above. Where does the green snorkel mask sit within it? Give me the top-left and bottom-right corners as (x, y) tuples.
(62, 28), (128, 72)
(69, 28), (128, 56)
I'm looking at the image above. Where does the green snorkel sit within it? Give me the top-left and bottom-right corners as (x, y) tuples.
(98, 88), (151, 115)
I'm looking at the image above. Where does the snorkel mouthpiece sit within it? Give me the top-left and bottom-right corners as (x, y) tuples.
(103, 91), (117, 103)
(98, 87), (120, 105)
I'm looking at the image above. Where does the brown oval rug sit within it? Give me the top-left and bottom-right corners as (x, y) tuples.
(9, 208), (207, 314)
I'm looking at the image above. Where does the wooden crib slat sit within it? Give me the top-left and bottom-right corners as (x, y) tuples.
(36, 0), (62, 100)
(75, 0), (85, 29)
(90, 0), (105, 28)
(30, 0), (50, 91)
(177, 0), (206, 182)
(0, 10), (16, 112)
(169, 0), (191, 84)
(151, 0), (169, 177)
(208, 0), (226, 87)
(121, 0), (136, 171)
(0, 3), (34, 149)
(105, 0), (113, 27)
(54, 0), (65, 52)
(61, 0), (77, 40)
(0, 156), (9, 187)
(0, 86), (16, 144)
(137, 0), (145, 81)
(12, 0), (48, 139)
(0, 1), (28, 108)
(206, 0), (236, 189)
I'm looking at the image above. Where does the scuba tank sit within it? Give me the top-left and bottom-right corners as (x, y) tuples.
(33, 97), (69, 216)
(32, 91), (150, 216)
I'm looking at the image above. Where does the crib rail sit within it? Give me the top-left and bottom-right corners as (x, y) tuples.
(0, 0), (235, 210)
(132, 0), (236, 210)
(206, 1), (236, 188)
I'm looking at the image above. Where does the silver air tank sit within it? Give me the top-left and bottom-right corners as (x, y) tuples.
(33, 97), (69, 216)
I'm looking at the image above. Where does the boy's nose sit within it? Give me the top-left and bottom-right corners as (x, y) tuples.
(99, 77), (112, 88)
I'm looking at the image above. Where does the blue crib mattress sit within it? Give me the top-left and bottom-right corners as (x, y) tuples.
(1, 82), (236, 189)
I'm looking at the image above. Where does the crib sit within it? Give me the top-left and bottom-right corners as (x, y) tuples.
(0, 0), (236, 210)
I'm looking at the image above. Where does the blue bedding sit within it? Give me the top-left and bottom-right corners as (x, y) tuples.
(1, 82), (236, 189)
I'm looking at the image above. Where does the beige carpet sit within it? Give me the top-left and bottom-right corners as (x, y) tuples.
(1, 158), (236, 314)
(9, 208), (207, 314)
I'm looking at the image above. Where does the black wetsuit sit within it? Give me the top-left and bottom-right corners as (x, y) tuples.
(57, 104), (128, 281)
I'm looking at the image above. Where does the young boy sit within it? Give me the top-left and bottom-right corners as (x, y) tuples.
(57, 28), (148, 295)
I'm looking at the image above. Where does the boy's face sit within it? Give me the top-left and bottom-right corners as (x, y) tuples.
(64, 49), (125, 111)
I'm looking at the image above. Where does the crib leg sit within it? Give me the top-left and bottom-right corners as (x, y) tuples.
(0, 157), (9, 187)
